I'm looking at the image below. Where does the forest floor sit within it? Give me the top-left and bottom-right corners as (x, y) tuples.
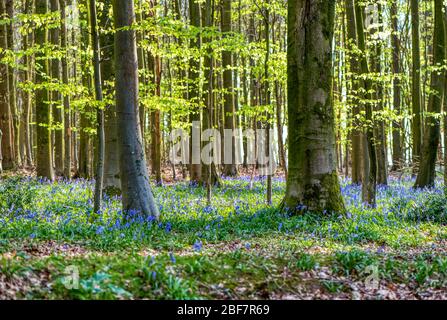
(1, 174), (447, 299)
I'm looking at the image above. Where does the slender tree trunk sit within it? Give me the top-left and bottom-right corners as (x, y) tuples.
(113, 0), (160, 218)
(411, 0), (422, 168)
(415, 0), (445, 188)
(282, 0), (345, 214)
(189, 0), (202, 184)
(50, 0), (63, 175)
(345, 0), (362, 184)
(355, 0), (376, 206)
(6, 0), (19, 168)
(373, 4), (387, 185)
(35, 0), (54, 180)
(60, 0), (71, 178)
(222, 0), (237, 177)
(77, 0), (91, 179)
(391, 0), (402, 172)
(90, 0), (105, 213)
(263, 2), (272, 205)
(0, 0), (13, 171)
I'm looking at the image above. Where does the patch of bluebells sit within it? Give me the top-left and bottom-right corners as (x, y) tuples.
(1, 176), (447, 250)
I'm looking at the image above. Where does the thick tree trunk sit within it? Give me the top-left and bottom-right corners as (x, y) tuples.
(415, 0), (445, 188)
(282, 0), (345, 214)
(113, 0), (160, 218)
(101, 0), (121, 194)
(35, 0), (54, 180)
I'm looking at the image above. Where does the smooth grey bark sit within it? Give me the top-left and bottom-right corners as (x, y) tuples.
(282, 0), (345, 214)
(113, 0), (159, 218)
(101, 0), (121, 194)
(90, 0), (105, 213)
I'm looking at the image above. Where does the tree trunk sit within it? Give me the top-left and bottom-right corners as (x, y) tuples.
(391, 0), (402, 172)
(60, 0), (71, 178)
(355, 0), (376, 206)
(221, 0), (237, 177)
(373, 4), (387, 185)
(6, 0), (19, 168)
(0, 0), (13, 171)
(113, 0), (160, 218)
(50, 0), (63, 175)
(344, 0), (362, 184)
(35, 0), (54, 180)
(90, 0), (105, 213)
(415, 0), (445, 188)
(282, 0), (345, 214)
(189, 0), (202, 184)
(101, 0), (121, 194)
(411, 0), (422, 168)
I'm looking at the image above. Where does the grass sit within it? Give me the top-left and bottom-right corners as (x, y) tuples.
(1, 175), (447, 299)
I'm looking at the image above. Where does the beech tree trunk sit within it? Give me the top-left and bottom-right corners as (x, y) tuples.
(35, 0), (54, 180)
(101, 0), (121, 194)
(345, 0), (362, 184)
(60, 0), (71, 178)
(282, 0), (345, 214)
(415, 0), (445, 188)
(391, 0), (402, 172)
(222, 0), (237, 177)
(0, 0), (13, 171)
(411, 0), (422, 167)
(113, 0), (160, 218)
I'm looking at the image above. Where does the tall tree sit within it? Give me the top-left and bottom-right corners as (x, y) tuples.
(355, 0), (376, 206)
(101, 0), (121, 194)
(35, 0), (54, 180)
(372, 4), (387, 186)
(344, 0), (362, 184)
(391, 0), (402, 172)
(0, 0), (13, 171)
(112, 0), (159, 218)
(221, 0), (237, 177)
(50, 0), (63, 174)
(90, 0), (105, 213)
(60, 0), (71, 178)
(189, 0), (202, 184)
(6, 0), (18, 168)
(282, 0), (345, 214)
(415, 0), (445, 188)
(411, 0), (422, 167)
